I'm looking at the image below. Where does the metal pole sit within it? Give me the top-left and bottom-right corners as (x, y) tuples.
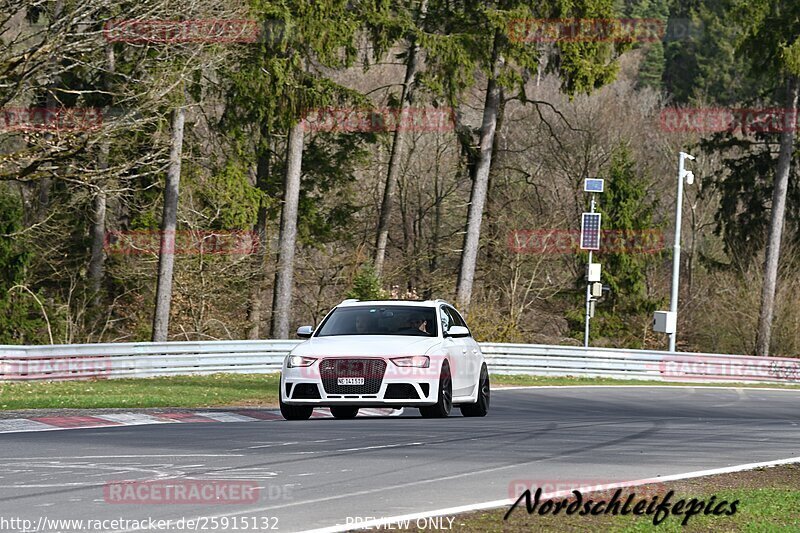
(584, 249), (592, 347)
(584, 196), (595, 348)
(669, 153), (690, 352)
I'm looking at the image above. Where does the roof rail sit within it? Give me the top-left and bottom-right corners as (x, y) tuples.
(337, 298), (454, 306)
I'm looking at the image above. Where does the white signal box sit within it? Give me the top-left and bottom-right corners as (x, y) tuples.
(653, 311), (676, 334)
(591, 282), (603, 297)
(586, 263), (601, 282)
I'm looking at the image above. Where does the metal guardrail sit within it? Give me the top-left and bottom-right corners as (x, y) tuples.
(480, 343), (800, 384)
(0, 341), (297, 381)
(1, 340), (799, 384)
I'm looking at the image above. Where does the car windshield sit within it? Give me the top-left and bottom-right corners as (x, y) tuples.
(315, 305), (438, 337)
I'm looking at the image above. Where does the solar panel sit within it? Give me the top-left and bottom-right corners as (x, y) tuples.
(580, 213), (602, 250)
(584, 178), (604, 193)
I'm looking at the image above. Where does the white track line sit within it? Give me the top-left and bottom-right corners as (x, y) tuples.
(299, 455), (800, 533)
(194, 412), (262, 423)
(494, 385), (800, 392)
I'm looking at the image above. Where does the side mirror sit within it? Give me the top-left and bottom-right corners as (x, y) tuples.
(296, 325), (313, 338)
(446, 325), (470, 338)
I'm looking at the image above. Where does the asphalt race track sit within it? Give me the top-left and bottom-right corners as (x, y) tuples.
(1, 386), (799, 532)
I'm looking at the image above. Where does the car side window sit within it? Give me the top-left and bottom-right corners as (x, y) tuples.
(443, 306), (460, 333)
(439, 306), (451, 333)
(446, 306), (470, 334)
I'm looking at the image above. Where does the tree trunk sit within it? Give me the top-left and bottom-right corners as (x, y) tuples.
(455, 35), (503, 314)
(756, 75), (799, 356)
(373, 40), (420, 277)
(270, 122), (304, 339)
(88, 182), (107, 298)
(88, 45), (115, 304)
(247, 136), (272, 339)
(151, 107), (186, 342)
(35, 0), (65, 223)
(430, 169), (441, 274)
(483, 89), (505, 267)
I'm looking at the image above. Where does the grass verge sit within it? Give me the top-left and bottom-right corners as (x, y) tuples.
(446, 463), (800, 532)
(0, 373), (280, 411)
(0, 373), (798, 411)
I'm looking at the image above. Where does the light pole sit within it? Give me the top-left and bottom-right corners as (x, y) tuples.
(667, 152), (695, 352)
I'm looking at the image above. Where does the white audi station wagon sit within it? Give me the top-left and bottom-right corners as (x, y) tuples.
(279, 299), (490, 420)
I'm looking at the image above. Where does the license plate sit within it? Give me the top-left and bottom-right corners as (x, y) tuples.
(338, 377), (364, 385)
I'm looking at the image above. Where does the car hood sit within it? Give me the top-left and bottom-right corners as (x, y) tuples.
(289, 335), (442, 357)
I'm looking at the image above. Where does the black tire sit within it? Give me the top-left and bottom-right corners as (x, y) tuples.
(330, 406), (359, 419)
(460, 365), (490, 417)
(280, 392), (313, 420)
(419, 361), (452, 418)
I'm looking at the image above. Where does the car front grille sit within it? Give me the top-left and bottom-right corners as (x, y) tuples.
(319, 358), (386, 395)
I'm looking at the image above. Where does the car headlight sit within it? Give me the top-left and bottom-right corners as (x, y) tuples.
(390, 356), (430, 368)
(287, 355), (317, 368)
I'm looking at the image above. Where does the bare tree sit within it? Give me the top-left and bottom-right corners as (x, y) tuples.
(756, 76), (799, 356)
(455, 36), (503, 314)
(374, 41), (420, 277)
(373, 0), (428, 277)
(270, 121), (304, 339)
(246, 141), (272, 339)
(151, 106), (186, 342)
(88, 45), (116, 303)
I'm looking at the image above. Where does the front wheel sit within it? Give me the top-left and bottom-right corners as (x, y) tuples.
(420, 362), (452, 418)
(330, 406), (359, 419)
(460, 365), (490, 417)
(280, 393), (313, 421)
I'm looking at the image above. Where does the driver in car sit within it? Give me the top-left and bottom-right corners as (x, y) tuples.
(400, 315), (428, 334)
(354, 315), (369, 334)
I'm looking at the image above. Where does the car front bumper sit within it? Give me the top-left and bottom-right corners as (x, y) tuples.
(280, 358), (440, 406)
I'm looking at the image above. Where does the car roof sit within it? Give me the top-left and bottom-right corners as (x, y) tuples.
(336, 299), (452, 309)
